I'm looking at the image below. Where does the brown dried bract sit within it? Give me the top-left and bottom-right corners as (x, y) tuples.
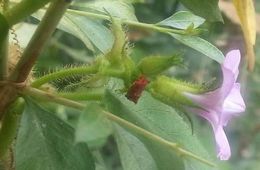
(126, 75), (149, 103)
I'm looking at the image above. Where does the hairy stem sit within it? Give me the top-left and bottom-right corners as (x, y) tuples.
(67, 9), (188, 35)
(4, 0), (52, 26)
(23, 87), (216, 167)
(31, 63), (125, 88)
(31, 65), (98, 88)
(9, 0), (71, 82)
(0, 98), (24, 159)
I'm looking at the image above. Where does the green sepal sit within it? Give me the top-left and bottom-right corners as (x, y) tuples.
(121, 57), (138, 86)
(148, 76), (205, 108)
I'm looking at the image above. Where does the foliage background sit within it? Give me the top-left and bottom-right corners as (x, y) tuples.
(4, 0), (259, 169)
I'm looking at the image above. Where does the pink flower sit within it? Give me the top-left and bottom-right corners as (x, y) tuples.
(184, 50), (246, 160)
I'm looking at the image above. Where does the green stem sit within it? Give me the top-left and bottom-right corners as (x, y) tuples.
(101, 67), (125, 79)
(0, 14), (8, 80)
(0, 98), (24, 159)
(31, 65), (98, 88)
(23, 87), (85, 110)
(23, 87), (216, 167)
(0, 38), (8, 80)
(66, 9), (188, 35)
(9, 0), (71, 82)
(58, 87), (105, 101)
(4, 0), (52, 26)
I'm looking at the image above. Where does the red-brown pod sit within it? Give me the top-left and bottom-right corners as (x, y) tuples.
(126, 75), (149, 103)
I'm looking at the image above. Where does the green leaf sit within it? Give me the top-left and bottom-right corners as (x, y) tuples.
(75, 0), (138, 21)
(96, 164), (107, 170)
(104, 90), (216, 170)
(92, 151), (108, 170)
(157, 11), (205, 29)
(34, 10), (113, 54)
(114, 124), (157, 170)
(75, 103), (112, 149)
(179, 0), (222, 22)
(61, 13), (113, 54)
(170, 33), (225, 63)
(15, 99), (95, 170)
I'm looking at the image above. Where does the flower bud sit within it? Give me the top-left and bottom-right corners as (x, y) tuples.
(137, 55), (182, 76)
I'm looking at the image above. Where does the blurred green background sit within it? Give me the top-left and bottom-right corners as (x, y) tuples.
(21, 0), (259, 169)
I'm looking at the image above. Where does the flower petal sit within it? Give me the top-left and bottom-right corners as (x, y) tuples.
(182, 50), (244, 161)
(221, 83), (246, 126)
(223, 50), (241, 80)
(183, 91), (222, 110)
(190, 108), (231, 161)
(189, 108), (219, 125)
(220, 50), (241, 98)
(213, 126), (231, 160)
(220, 67), (236, 99)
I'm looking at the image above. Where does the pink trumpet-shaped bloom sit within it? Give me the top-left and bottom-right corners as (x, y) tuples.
(184, 50), (246, 160)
